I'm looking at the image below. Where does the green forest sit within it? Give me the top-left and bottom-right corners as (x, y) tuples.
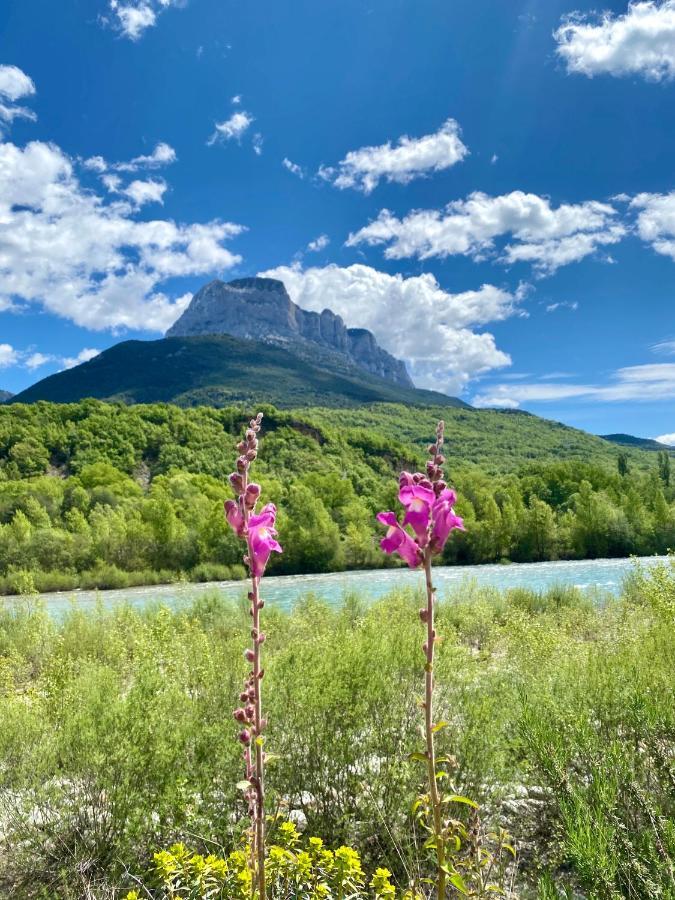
(0, 400), (672, 594)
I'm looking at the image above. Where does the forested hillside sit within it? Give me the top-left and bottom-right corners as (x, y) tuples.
(0, 400), (672, 593)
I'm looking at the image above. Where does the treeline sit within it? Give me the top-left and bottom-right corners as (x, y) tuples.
(0, 400), (673, 592)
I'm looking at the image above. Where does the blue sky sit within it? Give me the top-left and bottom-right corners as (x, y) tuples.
(1, 0), (675, 442)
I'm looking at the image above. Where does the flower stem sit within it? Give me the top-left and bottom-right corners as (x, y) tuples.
(423, 550), (446, 900)
(243, 471), (266, 900)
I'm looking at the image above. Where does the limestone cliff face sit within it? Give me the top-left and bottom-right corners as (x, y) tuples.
(166, 277), (414, 388)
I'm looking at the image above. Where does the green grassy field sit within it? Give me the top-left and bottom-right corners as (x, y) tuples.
(0, 559), (673, 897)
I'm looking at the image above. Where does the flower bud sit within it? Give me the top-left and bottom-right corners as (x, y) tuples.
(246, 449), (258, 461)
(257, 632), (266, 644)
(229, 473), (243, 492)
(233, 708), (247, 723)
(244, 704), (255, 719)
(239, 692), (249, 703)
(419, 608), (429, 622)
(244, 649), (255, 663)
(236, 456), (248, 473)
(239, 729), (251, 745)
(258, 668), (265, 679)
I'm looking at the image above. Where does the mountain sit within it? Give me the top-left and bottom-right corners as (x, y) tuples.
(0, 391), (12, 403)
(601, 433), (671, 452)
(11, 335), (468, 409)
(167, 277), (413, 388)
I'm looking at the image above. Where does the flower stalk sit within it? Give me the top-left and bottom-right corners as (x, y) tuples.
(226, 413), (283, 900)
(377, 421), (464, 899)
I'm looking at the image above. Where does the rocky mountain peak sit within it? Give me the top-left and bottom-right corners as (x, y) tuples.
(166, 277), (413, 388)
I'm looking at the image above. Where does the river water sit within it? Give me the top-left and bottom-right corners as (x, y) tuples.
(2, 555), (669, 619)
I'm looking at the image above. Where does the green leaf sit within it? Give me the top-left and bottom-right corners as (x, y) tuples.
(442, 794), (479, 809)
(409, 751), (428, 763)
(432, 721), (449, 733)
(448, 873), (469, 895)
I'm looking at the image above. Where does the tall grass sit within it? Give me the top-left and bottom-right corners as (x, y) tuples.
(0, 562), (672, 897)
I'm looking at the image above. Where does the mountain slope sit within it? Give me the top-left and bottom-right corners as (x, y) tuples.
(0, 391), (12, 403)
(11, 335), (468, 409)
(601, 433), (668, 451)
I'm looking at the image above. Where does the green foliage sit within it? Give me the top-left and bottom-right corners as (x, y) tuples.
(0, 401), (673, 592)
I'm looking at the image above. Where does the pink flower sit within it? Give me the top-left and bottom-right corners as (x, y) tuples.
(248, 503), (283, 578)
(376, 512), (422, 569)
(399, 475), (435, 546)
(224, 499), (245, 537)
(430, 489), (464, 552)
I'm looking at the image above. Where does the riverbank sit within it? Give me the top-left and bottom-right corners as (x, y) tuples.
(0, 561), (673, 897)
(3, 554), (671, 618)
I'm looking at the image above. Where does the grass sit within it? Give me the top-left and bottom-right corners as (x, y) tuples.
(0, 561), (673, 898)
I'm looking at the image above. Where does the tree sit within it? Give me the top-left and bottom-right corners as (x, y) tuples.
(617, 453), (629, 477)
(658, 450), (671, 487)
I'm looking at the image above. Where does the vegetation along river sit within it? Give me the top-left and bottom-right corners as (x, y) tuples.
(3, 555), (669, 619)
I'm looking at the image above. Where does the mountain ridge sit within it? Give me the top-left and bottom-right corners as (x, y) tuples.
(167, 277), (414, 388)
(10, 334), (468, 409)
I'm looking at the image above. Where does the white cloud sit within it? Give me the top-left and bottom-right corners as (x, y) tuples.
(25, 352), (52, 370)
(84, 141), (177, 174)
(319, 118), (468, 194)
(655, 432), (675, 445)
(109, 1), (184, 40)
(473, 363), (675, 407)
(348, 191), (625, 274)
(306, 234), (330, 253)
(0, 138), (243, 332)
(652, 338), (675, 354)
(231, 95), (242, 105)
(631, 190), (675, 258)
(0, 64), (36, 126)
(122, 178), (167, 206)
(555, 1), (675, 81)
(282, 157), (304, 178)
(61, 348), (101, 370)
(258, 262), (525, 394)
(208, 111), (254, 145)
(0, 344), (19, 368)
(546, 300), (579, 312)
(252, 133), (263, 156)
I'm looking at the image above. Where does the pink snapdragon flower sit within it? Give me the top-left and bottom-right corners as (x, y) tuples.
(224, 499), (245, 537)
(377, 451), (464, 566)
(248, 503), (283, 578)
(377, 511), (422, 568)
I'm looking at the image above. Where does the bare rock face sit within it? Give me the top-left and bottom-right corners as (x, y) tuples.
(166, 277), (414, 388)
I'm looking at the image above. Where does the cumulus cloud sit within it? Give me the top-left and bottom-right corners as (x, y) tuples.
(473, 363), (675, 407)
(655, 432), (675, 445)
(306, 234), (330, 253)
(0, 64), (36, 126)
(102, 173), (167, 206)
(319, 118), (468, 194)
(631, 190), (675, 258)
(555, 1), (675, 80)
(109, 0), (184, 40)
(347, 191), (625, 274)
(258, 262), (525, 394)
(208, 111), (254, 145)
(61, 348), (101, 370)
(0, 344), (19, 368)
(0, 138), (243, 332)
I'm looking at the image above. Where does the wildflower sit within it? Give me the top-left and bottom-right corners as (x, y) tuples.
(248, 503), (283, 578)
(376, 512), (422, 568)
